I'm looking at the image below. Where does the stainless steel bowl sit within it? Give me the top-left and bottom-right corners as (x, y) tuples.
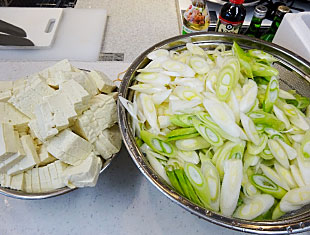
(118, 32), (310, 234)
(0, 154), (117, 200)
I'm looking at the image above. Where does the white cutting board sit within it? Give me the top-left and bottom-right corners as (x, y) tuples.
(0, 8), (107, 61)
(0, 8), (63, 48)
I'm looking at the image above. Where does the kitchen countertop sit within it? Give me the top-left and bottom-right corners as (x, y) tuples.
(75, 0), (180, 62)
(1, 2), (310, 235)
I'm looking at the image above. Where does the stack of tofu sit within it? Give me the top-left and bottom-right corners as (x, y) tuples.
(0, 60), (122, 193)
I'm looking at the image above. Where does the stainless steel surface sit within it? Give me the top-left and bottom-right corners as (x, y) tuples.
(118, 32), (310, 234)
(0, 154), (117, 200)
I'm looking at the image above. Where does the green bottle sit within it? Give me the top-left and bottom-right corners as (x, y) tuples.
(260, 5), (290, 42)
(245, 5), (267, 38)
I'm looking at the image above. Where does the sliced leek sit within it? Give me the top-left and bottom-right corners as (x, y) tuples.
(250, 174), (286, 199)
(175, 137), (210, 151)
(248, 110), (286, 131)
(192, 118), (223, 147)
(234, 194), (274, 220)
(220, 159), (243, 217)
(141, 130), (175, 157)
(184, 163), (211, 208)
(263, 76), (279, 113)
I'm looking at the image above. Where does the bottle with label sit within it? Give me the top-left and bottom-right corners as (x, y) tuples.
(260, 5), (290, 42)
(182, 0), (210, 34)
(215, 0), (246, 34)
(244, 5), (268, 38)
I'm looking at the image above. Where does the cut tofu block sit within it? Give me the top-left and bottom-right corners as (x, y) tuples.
(28, 120), (44, 142)
(0, 81), (13, 92)
(94, 125), (122, 160)
(0, 131), (26, 173)
(1, 174), (12, 188)
(0, 123), (19, 162)
(88, 70), (116, 94)
(39, 59), (73, 85)
(0, 102), (30, 131)
(31, 90), (78, 141)
(0, 174), (5, 186)
(0, 90), (12, 102)
(12, 79), (27, 95)
(38, 145), (56, 167)
(47, 162), (65, 189)
(59, 79), (91, 115)
(10, 173), (25, 191)
(46, 130), (93, 166)
(39, 167), (54, 192)
(44, 90), (77, 128)
(72, 94), (117, 143)
(8, 75), (55, 119)
(31, 167), (41, 193)
(63, 153), (102, 188)
(24, 170), (32, 193)
(7, 135), (40, 175)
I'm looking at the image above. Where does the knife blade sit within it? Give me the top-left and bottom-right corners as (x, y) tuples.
(0, 34), (34, 46)
(0, 20), (27, 38)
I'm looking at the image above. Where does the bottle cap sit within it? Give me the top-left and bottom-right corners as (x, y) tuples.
(254, 5), (268, 19)
(275, 5), (290, 18)
(277, 5), (290, 13)
(229, 0), (244, 4)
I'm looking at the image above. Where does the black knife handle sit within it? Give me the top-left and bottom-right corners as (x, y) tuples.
(0, 34), (34, 46)
(0, 20), (27, 37)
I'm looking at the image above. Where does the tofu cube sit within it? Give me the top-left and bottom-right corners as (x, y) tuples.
(88, 70), (116, 94)
(31, 167), (41, 193)
(94, 125), (122, 160)
(46, 129), (93, 166)
(0, 81), (13, 92)
(0, 90), (12, 102)
(72, 94), (117, 143)
(7, 135), (40, 175)
(39, 167), (53, 192)
(0, 131), (26, 173)
(24, 170), (32, 193)
(47, 162), (65, 189)
(0, 102), (30, 129)
(37, 145), (56, 167)
(0, 123), (19, 162)
(10, 173), (25, 191)
(62, 153), (102, 188)
(8, 75), (55, 119)
(59, 79), (91, 115)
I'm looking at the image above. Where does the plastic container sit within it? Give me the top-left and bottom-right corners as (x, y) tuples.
(273, 12), (310, 62)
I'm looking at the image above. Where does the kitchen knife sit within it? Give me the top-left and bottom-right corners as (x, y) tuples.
(0, 19), (27, 38)
(0, 34), (34, 46)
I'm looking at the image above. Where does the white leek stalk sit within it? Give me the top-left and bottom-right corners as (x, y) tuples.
(234, 194), (274, 220)
(220, 159), (243, 216)
(203, 99), (240, 138)
(280, 186), (310, 213)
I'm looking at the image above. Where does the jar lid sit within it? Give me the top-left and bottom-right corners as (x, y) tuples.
(254, 5), (268, 18)
(229, 0), (244, 4)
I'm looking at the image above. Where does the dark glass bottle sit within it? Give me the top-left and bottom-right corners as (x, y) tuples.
(245, 5), (267, 38)
(260, 5), (290, 42)
(215, 0), (246, 34)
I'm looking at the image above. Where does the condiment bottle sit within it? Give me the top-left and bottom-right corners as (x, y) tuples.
(260, 5), (290, 42)
(245, 5), (268, 38)
(215, 0), (246, 34)
(182, 0), (210, 34)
